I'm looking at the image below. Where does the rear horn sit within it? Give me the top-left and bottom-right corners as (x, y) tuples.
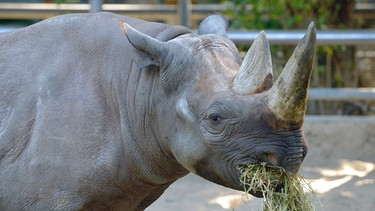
(232, 31), (273, 95)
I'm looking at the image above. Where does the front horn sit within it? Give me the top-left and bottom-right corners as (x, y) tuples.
(266, 22), (316, 122)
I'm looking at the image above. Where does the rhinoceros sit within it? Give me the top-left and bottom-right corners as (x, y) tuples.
(0, 12), (316, 210)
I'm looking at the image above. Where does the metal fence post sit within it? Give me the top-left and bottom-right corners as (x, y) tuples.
(178, 0), (191, 27)
(89, 0), (102, 13)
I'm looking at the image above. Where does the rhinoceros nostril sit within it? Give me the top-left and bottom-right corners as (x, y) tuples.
(262, 151), (279, 166)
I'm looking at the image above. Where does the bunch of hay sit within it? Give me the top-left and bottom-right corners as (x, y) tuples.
(240, 162), (315, 211)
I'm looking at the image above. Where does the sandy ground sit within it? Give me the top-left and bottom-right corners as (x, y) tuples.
(146, 116), (375, 211)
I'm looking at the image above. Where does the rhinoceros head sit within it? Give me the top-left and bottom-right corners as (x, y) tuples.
(120, 14), (316, 196)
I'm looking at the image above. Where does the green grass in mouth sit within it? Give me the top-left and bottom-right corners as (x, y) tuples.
(240, 162), (317, 211)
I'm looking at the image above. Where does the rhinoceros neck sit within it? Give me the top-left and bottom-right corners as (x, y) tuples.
(119, 63), (188, 184)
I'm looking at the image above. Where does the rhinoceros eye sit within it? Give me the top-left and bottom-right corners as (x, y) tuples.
(209, 114), (222, 123)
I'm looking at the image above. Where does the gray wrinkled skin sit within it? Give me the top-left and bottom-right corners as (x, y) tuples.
(0, 12), (312, 210)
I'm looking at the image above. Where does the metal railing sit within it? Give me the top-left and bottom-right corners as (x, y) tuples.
(0, 2), (223, 26)
(307, 88), (375, 116)
(1, 2), (374, 45)
(308, 88), (375, 101)
(228, 30), (375, 45)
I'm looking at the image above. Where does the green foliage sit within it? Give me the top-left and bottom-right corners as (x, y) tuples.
(225, 0), (346, 30)
(54, 0), (81, 4)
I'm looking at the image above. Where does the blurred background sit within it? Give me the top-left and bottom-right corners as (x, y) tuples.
(1, 1), (374, 210)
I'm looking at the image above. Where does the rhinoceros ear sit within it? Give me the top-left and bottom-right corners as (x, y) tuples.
(119, 21), (191, 68)
(156, 25), (192, 41)
(198, 14), (228, 36)
(119, 21), (168, 66)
